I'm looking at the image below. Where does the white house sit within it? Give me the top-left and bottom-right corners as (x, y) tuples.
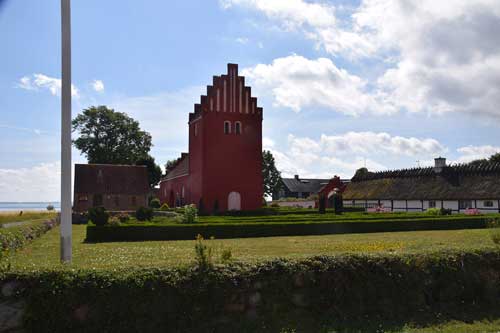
(343, 158), (500, 214)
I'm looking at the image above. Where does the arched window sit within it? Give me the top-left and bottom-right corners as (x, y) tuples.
(235, 121), (242, 134)
(224, 121), (231, 134)
(194, 123), (198, 137)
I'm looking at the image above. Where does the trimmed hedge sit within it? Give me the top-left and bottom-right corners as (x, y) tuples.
(0, 219), (59, 258)
(2, 250), (500, 332)
(86, 216), (487, 242)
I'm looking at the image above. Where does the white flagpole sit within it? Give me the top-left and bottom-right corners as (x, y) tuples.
(60, 0), (72, 263)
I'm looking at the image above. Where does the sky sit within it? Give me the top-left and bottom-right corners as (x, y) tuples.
(1, 0), (500, 201)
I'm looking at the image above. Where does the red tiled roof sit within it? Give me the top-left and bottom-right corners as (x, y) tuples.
(74, 164), (149, 195)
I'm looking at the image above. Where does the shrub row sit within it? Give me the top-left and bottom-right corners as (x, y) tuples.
(0, 218), (59, 258)
(86, 216), (487, 242)
(2, 250), (500, 332)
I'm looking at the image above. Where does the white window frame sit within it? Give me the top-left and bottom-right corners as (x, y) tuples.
(235, 121), (242, 134)
(224, 121), (231, 134)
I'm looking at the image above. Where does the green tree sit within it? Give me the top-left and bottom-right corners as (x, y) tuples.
(490, 153), (500, 164)
(164, 159), (178, 177)
(353, 167), (369, 179)
(72, 106), (152, 164)
(262, 150), (282, 197)
(135, 155), (162, 187)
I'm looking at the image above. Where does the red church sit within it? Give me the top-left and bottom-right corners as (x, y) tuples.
(159, 64), (263, 212)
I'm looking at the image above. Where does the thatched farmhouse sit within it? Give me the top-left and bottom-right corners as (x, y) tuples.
(73, 164), (149, 212)
(343, 158), (500, 214)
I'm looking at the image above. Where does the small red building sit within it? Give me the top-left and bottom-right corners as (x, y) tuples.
(159, 64), (263, 212)
(318, 176), (347, 208)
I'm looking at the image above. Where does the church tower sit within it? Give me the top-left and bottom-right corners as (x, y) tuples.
(185, 63), (263, 212)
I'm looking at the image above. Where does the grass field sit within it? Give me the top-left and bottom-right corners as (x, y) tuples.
(0, 210), (57, 225)
(4, 224), (499, 271)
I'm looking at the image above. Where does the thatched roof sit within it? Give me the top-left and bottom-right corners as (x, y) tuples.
(344, 163), (500, 200)
(162, 153), (189, 181)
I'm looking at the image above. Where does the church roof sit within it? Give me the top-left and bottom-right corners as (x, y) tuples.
(281, 176), (331, 194)
(162, 153), (189, 181)
(74, 164), (149, 195)
(343, 163), (500, 200)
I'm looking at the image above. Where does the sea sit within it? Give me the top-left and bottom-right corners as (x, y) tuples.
(0, 202), (61, 212)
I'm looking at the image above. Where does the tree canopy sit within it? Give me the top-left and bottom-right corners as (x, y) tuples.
(468, 153), (500, 166)
(135, 155), (163, 188)
(262, 150), (282, 197)
(353, 167), (370, 179)
(72, 106), (152, 164)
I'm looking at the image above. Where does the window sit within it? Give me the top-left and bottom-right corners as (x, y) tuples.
(484, 200), (494, 207)
(459, 200), (472, 210)
(78, 195), (88, 202)
(194, 123), (198, 137)
(235, 121), (242, 134)
(131, 196), (137, 206)
(429, 200), (436, 208)
(224, 121), (231, 134)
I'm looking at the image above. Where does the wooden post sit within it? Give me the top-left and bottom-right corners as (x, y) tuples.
(405, 200), (408, 212)
(391, 200), (393, 212)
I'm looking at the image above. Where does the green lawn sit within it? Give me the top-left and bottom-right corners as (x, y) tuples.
(0, 211), (57, 225)
(4, 224), (499, 271)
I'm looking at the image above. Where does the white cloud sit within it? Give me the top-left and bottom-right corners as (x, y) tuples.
(17, 73), (79, 98)
(242, 55), (392, 115)
(269, 131), (446, 179)
(0, 162), (60, 202)
(226, 0), (500, 120)
(263, 137), (275, 149)
(235, 37), (249, 44)
(455, 145), (500, 163)
(92, 79), (105, 92)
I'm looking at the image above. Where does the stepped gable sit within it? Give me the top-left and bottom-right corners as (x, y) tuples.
(189, 63), (263, 122)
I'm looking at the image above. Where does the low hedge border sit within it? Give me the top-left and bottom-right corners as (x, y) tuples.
(86, 216), (487, 242)
(0, 218), (59, 258)
(2, 250), (500, 332)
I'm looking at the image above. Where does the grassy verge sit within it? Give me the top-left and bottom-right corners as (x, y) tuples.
(4, 224), (500, 270)
(0, 211), (57, 225)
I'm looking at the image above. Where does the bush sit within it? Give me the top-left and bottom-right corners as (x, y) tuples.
(46, 204), (54, 211)
(86, 216), (488, 242)
(440, 208), (452, 215)
(486, 218), (500, 229)
(426, 208), (441, 215)
(149, 198), (161, 209)
(87, 207), (109, 226)
(108, 217), (121, 227)
(116, 213), (130, 223)
(159, 203), (170, 211)
(0, 219), (58, 258)
(5, 251), (500, 332)
(135, 207), (154, 221)
(318, 194), (326, 214)
(181, 204), (198, 224)
(270, 202), (280, 208)
(194, 234), (213, 270)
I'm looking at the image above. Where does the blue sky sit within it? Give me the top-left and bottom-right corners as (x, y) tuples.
(1, 0), (500, 201)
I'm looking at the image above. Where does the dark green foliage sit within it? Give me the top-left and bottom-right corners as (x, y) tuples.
(46, 204), (54, 211)
(343, 206), (365, 213)
(213, 200), (219, 215)
(5, 251), (500, 332)
(0, 220), (58, 258)
(353, 167), (370, 179)
(86, 216), (487, 242)
(198, 198), (205, 216)
(135, 207), (154, 221)
(318, 194), (326, 214)
(262, 150), (282, 197)
(440, 208), (453, 215)
(72, 106), (152, 164)
(136, 155), (162, 187)
(332, 193), (343, 215)
(87, 207), (109, 226)
(149, 198), (161, 209)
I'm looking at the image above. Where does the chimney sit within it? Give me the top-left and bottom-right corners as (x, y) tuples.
(294, 175), (300, 180)
(434, 157), (446, 173)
